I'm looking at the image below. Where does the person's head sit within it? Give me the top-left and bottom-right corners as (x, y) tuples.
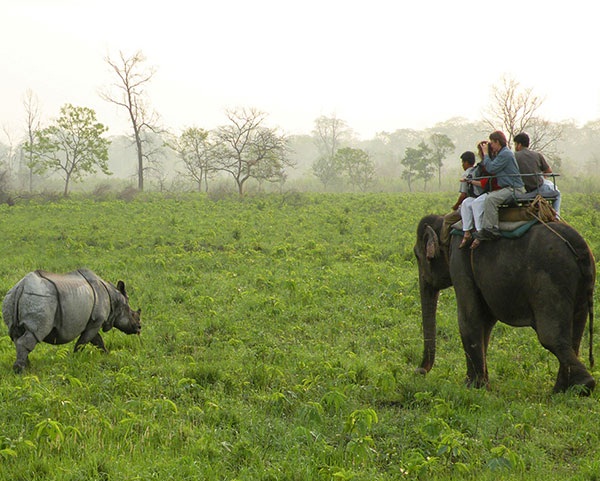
(460, 151), (475, 169)
(513, 132), (530, 151)
(488, 130), (508, 153)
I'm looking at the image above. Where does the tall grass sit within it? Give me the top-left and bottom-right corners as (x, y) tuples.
(0, 192), (599, 480)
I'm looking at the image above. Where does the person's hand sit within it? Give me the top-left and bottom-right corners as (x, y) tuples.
(480, 142), (489, 156)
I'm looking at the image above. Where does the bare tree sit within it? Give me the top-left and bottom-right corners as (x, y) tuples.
(1, 126), (19, 184)
(483, 75), (544, 144)
(212, 108), (290, 195)
(483, 75), (562, 156)
(0, 131), (12, 202)
(310, 115), (354, 189)
(100, 50), (159, 191)
(139, 131), (169, 191)
(483, 75), (563, 166)
(523, 117), (564, 169)
(23, 89), (42, 192)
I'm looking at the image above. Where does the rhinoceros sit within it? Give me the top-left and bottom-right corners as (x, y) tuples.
(2, 268), (141, 372)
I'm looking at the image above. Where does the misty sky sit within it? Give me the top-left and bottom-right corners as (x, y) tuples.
(2, 0), (600, 141)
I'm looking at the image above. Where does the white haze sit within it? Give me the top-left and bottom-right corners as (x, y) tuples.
(1, 0), (600, 141)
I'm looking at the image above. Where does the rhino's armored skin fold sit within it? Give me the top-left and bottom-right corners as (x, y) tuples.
(2, 269), (141, 372)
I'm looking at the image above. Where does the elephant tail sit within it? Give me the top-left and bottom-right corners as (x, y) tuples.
(588, 292), (594, 369)
(581, 246), (596, 369)
(570, 226), (596, 369)
(583, 246), (595, 369)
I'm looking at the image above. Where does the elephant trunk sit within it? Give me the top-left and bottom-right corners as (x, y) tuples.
(416, 279), (439, 375)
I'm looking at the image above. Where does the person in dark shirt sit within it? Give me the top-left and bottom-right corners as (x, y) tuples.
(514, 132), (561, 215)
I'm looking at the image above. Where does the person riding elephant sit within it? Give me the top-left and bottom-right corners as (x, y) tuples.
(440, 151), (477, 248)
(459, 142), (500, 248)
(514, 131), (561, 216)
(471, 130), (524, 249)
(414, 213), (595, 394)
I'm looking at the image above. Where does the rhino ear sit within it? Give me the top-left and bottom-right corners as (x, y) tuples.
(117, 281), (127, 297)
(424, 225), (440, 260)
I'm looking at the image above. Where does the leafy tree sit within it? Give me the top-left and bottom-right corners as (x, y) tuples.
(372, 129), (421, 178)
(311, 115), (353, 189)
(253, 154), (288, 192)
(100, 50), (159, 191)
(170, 127), (215, 192)
(401, 146), (419, 192)
(335, 147), (375, 191)
(312, 154), (341, 190)
(25, 104), (110, 196)
(401, 141), (434, 192)
(428, 133), (455, 188)
(212, 107), (290, 195)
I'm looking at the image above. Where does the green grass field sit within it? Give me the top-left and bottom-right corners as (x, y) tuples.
(1, 192), (600, 480)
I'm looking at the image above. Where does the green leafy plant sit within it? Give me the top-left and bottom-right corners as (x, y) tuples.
(0, 192), (598, 480)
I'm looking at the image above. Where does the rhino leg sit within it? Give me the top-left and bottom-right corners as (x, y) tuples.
(13, 331), (38, 373)
(89, 333), (107, 352)
(74, 331), (107, 353)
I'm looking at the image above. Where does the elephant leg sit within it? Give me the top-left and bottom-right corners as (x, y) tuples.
(571, 302), (590, 359)
(13, 331), (38, 373)
(460, 319), (495, 389)
(458, 306), (496, 389)
(553, 352), (594, 394)
(537, 330), (595, 394)
(454, 278), (496, 389)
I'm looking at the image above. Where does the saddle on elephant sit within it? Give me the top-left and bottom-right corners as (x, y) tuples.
(452, 179), (560, 240)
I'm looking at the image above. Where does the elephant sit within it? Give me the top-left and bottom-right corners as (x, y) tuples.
(414, 214), (596, 394)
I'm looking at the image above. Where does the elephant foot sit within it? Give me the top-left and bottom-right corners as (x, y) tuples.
(465, 376), (490, 390)
(553, 371), (595, 396)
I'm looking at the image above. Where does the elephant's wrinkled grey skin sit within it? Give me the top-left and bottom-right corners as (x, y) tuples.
(2, 269), (141, 373)
(414, 214), (596, 394)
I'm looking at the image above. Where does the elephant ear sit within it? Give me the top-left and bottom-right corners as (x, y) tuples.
(424, 225), (440, 260)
